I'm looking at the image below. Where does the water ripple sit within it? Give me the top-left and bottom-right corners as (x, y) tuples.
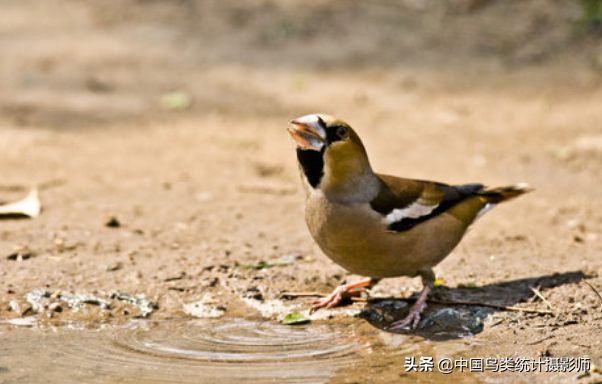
(0, 319), (367, 384)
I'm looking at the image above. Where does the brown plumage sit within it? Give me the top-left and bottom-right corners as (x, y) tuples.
(287, 113), (531, 329)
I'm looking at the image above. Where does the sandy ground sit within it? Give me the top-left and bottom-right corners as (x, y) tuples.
(1, 0), (602, 382)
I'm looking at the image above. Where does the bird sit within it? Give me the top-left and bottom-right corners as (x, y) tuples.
(287, 113), (531, 330)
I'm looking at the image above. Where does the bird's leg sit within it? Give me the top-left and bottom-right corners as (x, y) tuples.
(389, 270), (435, 330)
(310, 277), (377, 313)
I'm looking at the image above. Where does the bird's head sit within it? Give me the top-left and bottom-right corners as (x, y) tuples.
(288, 114), (375, 196)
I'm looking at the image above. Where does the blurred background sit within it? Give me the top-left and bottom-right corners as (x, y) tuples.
(1, 0), (601, 130)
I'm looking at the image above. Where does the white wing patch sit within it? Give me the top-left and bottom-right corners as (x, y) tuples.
(385, 201), (438, 225)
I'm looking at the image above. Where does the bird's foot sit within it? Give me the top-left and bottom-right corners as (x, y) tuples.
(388, 301), (427, 330)
(388, 284), (431, 331)
(310, 278), (373, 314)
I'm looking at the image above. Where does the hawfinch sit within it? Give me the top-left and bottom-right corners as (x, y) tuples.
(287, 114), (531, 330)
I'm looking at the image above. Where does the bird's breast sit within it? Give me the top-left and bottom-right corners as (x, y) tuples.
(304, 192), (468, 278)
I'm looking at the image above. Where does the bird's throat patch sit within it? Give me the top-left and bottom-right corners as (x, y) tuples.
(297, 148), (325, 188)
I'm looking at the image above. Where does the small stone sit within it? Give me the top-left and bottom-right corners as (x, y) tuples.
(105, 262), (123, 272)
(8, 300), (20, 312)
(538, 347), (551, 357)
(252, 293), (264, 300)
(105, 216), (121, 228)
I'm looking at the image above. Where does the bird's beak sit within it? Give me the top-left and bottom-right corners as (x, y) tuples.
(288, 115), (327, 151)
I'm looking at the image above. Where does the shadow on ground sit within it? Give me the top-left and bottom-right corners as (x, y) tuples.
(359, 271), (589, 341)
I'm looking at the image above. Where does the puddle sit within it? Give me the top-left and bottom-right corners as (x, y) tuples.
(0, 319), (367, 384)
(359, 299), (495, 340)
(0, 314), (556, 384)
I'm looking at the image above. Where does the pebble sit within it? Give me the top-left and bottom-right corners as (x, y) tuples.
(105, 216), (121, 228)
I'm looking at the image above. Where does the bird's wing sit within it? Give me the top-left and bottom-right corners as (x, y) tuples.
(370, 174), (484, 232)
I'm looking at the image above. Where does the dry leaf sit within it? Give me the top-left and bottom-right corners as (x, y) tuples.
(0, 188), (41, 218)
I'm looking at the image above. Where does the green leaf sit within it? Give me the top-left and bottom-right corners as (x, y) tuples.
(160, 91), (193, 111)
(281, 312), (310, 325)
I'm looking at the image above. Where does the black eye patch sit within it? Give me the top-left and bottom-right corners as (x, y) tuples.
(326, 125), (349, 144)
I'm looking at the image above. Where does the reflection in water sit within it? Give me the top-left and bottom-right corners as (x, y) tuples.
(0, 319), (367, 384)
(359, 299), (495, 340)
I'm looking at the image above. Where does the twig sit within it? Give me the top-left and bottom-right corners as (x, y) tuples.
(0, 179), (64, 192)
(426, 298), (554, 315)
(167, 286), (198, 292)
(358, 296), (553, 315)
(280, 291), (326, 299)
(238, 184), (295, 195)
(584, 281), (602, 304)
(530, 286), (555, 310)
(282, 291), (554, 315)
(525, 335), (555, 346)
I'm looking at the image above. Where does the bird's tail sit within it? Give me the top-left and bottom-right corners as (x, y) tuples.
(478, 183), (533, 204)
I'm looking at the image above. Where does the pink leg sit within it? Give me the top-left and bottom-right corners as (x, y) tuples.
(388, 284), (431, 330)
(310, 278), (373, 313)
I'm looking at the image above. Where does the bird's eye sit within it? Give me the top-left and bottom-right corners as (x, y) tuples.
(336, 126), (349, 139)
